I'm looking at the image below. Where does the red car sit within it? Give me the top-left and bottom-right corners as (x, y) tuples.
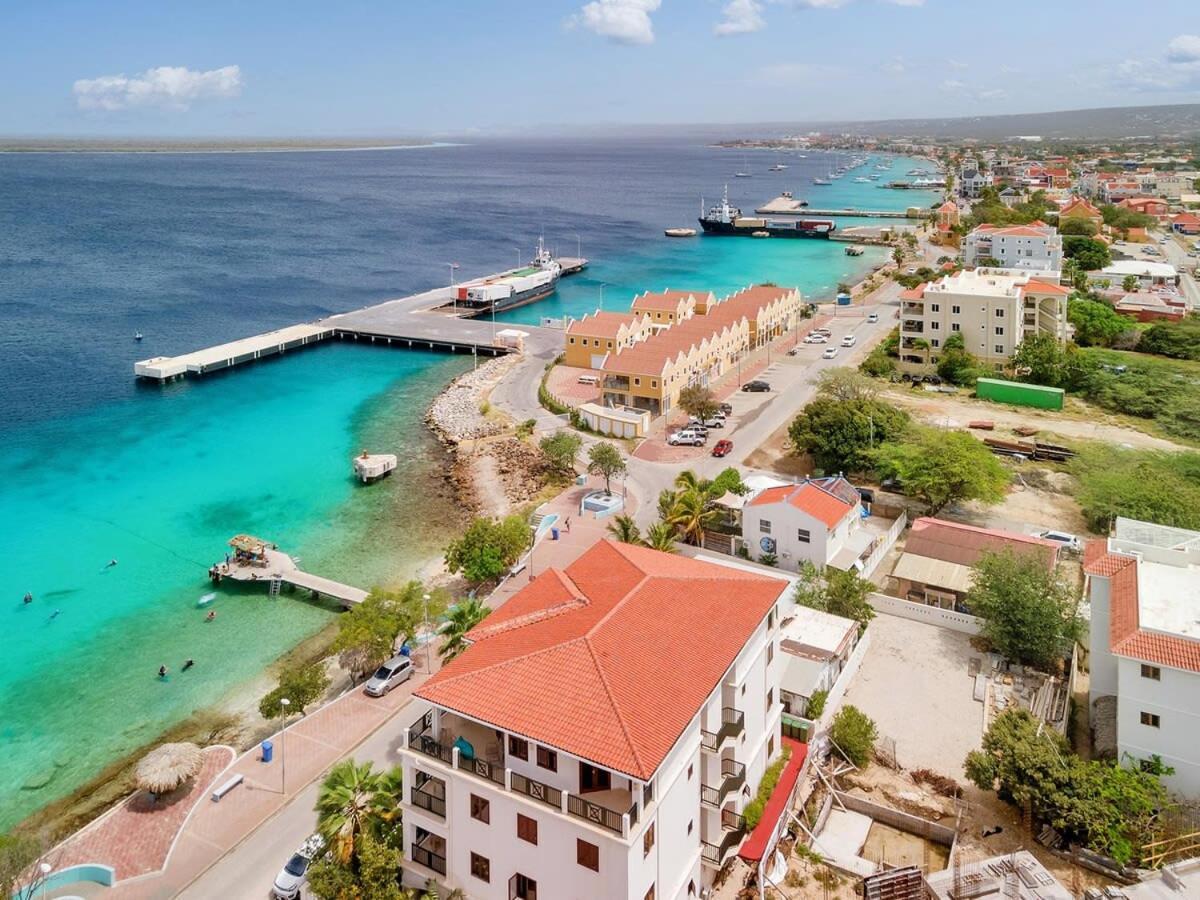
(711, 439), (733, 457)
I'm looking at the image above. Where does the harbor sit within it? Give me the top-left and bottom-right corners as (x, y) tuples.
(209, 534), (369, 607)
(755, 194), (933, 219)
(134, 255), (588, 382)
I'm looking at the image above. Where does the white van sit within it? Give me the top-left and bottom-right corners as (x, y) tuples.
(364, 654), (414, 697)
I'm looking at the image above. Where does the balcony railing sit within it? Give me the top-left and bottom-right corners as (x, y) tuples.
(411, 844), (447, 876)
(456, 752), (506, 787)
(701, 707), (745, 752)
(721, 809), (746, 832)
(411, 786), (446, 818)
(567, 793), (637, 835)
(701, 760), (746, 808)
(408, 727), (454, 765)
(901, 321), (924, 333)
(510, 772), (562, 811)
(701, 820), (746, 868)
(603, 376), (631, 391)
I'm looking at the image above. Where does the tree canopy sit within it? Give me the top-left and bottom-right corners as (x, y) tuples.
(793, 562), (876, 635)
(872, 427), (1009, 514)
(830, 706), (878, 767)
(1067, 298), (1134, 348)
(936, 332), (983, 386)
(444, 515), (530, 585)
(967, 549), (1080, 670)
(678, 384), (719, 420)
(587, 441), (627, 495)
(331, 583), (447, 679)
(789, 396), (910, 474)
(259, 661), (331, 719)
(538, 430), (582, 477)
(1071, 446), (1200, 532)
(1062, 235), (1112, 271)
(1137, 317), (1200, 361)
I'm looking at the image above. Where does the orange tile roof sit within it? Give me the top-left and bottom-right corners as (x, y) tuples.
(899, 283), (927, 301)
(747, 482), (856, 529)
(1172, 213), (1200, 225)
(1085, 544), (1200, 674)
(566, 311), (642, 339)
(417, 540), (789, 779)
(1022, 279), (1070, 296)
(631, 289), (699, 312)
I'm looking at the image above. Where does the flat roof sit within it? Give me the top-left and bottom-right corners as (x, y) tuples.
(780, 606), (856, 658)
(1101, 260), (1178, 278)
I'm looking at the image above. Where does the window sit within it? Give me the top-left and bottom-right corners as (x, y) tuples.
(643, 822), (656, 857)
(689, 881), (697, 896)
(517, 813), (538, 844)
(651, 380), (657, 388)
(951, 305), (961, 314)
(931, 339), (940, 348)
(510, 873), (537, 900)
(577, 839), (599, 872)
(508, 736), (528, 760)
(951, 323), (961, 332)
(643, 780), (654, 805)
(470, 852), (490, 883)
(766, 688), (774, 715)
(930, 304), (940, 312)
(768, 607), (776, 629)
(688, 819), (694, 835)
(768, 735), (776, 757)
(536, 745), (557, 772)
(995, 327), (1004, 336)
(1140, 712), (1161, 728)
(470, 793), (490, 824)
(607, 341), (613, 348)
(930, 321), (940, 330)
(633, 377), (641, 386)
(569, 337), (576, 344)
(994, 344), (1005, 354)
(1141, 664), (1162, 680)
(797, 528), (811, 544)
(767, 641), (774, 665)
(996, 308), (1005, 317)
(760, 519), (771, 534)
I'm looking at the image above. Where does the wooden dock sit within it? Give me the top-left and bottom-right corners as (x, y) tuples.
(134, 259), (586, 382)
(210, 545), (368, 607)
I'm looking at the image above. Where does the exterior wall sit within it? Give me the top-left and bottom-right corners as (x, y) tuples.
(867, 592), (983, 635)
(963, 229), (1063, 271)
(746, 503), (857, 570)
(1114, 657), (1200, 798)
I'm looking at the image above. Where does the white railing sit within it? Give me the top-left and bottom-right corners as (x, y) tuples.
(868, 591), (983, 635)
(859, 511), (907, 578)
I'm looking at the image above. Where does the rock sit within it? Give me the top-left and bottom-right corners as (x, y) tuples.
(425, 356), (521, 445)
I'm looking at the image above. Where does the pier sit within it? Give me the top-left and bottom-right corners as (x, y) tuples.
(754, 197), (931, 219)
(210, 535), (368, 607)
(134, 257), (587, 382)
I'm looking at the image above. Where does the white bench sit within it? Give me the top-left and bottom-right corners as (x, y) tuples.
(211, 773), (244, 802)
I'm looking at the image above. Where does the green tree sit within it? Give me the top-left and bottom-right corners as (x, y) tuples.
(307, 833), (405, 900)
(587, 441), (626, 495)
(936, 332), (982, 386)
(1058, 217), (1098, 236)
(815, 366), (880, 402)
(1071, 446), (1200, 532)
(1062, 235), (1112, 271)
(892, 246), (905, 266)
(872, 427), (1009, 514)
(438, 597), (490, 662)
(793, 562), (876, 635)
(444, 515), (530, 585)
(538, 431), (582, 477)
(315, 760), (404, 868)
(1122, 274), (1139, 293)
(805, 688), (829, 719)
(967, 549), (1081, 670)
(259, 661), (331, 719)
(644, 522), (678, 553)
(606, 513), (643, 545)
(0, 833), (46, 900)
(964, 709), (1169, 864)
(708, 466), (748, 497)
(332, 583), (446, 679)
(1012, 332), (1067, 386)
(830, 706), (878, 767)
(666, 488), (719, 546)
(678, 384), (719, 421)
(1137, 317), (1200, 361)
(1067, 298), (1134, 347)
(788, 397), (910, 473)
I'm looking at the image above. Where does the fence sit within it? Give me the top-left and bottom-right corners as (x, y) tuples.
(868, 591), (983, 635)
(859, 511), (907, 578)
(834, 791), (956, 846)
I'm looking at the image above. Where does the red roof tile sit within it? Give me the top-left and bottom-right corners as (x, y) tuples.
(417, 540), (789, 780)
(905, 517), (1059, 570)
(1022, 279), (1070, 296)
(747, 482), (856, 529)
(566, 311), (644, 339)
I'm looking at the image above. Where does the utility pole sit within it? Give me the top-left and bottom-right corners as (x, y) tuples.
(422, 593), (432, 673)
(279, 697), (291, 794)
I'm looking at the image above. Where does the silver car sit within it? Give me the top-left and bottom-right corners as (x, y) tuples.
(364, 654), (414, 697)
(272, 835), (324, 899)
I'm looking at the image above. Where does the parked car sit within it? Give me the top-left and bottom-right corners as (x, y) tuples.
(711, 439), (734, 458)
(905, 266), (917, 275)
(867, 312), (879, 323)
(1039, 530), (1082, 553)
(689, 415), (724, 429)
(822, 347), (839, 359)
(813, 327), (832, 336)
(272, 835), (324, 900)
(841, 334), (857, 347)
(363, 654), (414, 697)
(804, 333), (828, 344)
(718, 402), (733, 414)
(742, 380), (770, 392)
(668, 429), (706, 446)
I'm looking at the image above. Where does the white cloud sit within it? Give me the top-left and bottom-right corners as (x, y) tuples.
(879, 55), (906, 75)
(73, 65), (241, 112)
(756, 61), (846, 85)
(1165, 34), (1200, 65)
(940, 78), (966, 92)
(574, 0), (661, 45)
(772, 0), (852, 7)
(715, 0), (765, 35)
(946, 58), (968, 70)
(977, 88), (1008, 101)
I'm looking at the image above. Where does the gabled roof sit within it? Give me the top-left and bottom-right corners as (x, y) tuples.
(1022, 279), (1070, 296)
(1171, 212), (1200, 225)
(1060, 197), (1101, 216)
(904, 517), (1059, 570)
(899, 283), (928, 301)
(631, 289), (698, 313)
(417, 540), (789, 780)
(747, 480), (857, 529)
(566, 310), (645, 339)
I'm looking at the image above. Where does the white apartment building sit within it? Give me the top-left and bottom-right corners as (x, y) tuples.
(398, 539), (793, 899)
(958, 162), (991, 199)
(743, 477), (866, 573)
(1086, 519), (1200, 799)
(898, 268), (1069, 368)
(961, 222), (1063, 273)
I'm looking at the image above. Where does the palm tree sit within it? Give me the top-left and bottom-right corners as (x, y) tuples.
(607, 514), (643, 545)
(645, 522), (678, 554)
(666, 489), (718, 546)
(657, 488), (680, 521)
(673, 469), (706, 494)
(438, 597), (490, 662)
(315, 759), (403, 866)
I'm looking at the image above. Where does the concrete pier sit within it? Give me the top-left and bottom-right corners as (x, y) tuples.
(210, 545), (368, 607)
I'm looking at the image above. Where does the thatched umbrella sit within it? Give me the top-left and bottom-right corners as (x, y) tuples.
(136, 742), (202, 796)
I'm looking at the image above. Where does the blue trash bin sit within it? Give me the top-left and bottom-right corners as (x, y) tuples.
(551, 527), (560, 541)
(261, 739), (273, 763)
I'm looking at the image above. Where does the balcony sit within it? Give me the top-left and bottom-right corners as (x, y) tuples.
(602, 375), (631, 391)
(510, 772), (562, 811)
(567, 790), (638, 835)
(901, 320), (924, 333)
(901, 302), (924, 314)
(410, 828), (446, 876)
(701, 817), (747, 869)
(411, 772), (446, 818)
(701, 759), (746, 809)
(700, 707), (745, 752)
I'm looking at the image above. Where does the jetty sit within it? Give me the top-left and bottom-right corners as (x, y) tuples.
(210, 535), (368, 607)
(754, 196), (931, 219)
(134, 257), (588, 383)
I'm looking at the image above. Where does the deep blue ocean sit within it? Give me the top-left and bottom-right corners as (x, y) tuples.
(0, 138), (938, 826)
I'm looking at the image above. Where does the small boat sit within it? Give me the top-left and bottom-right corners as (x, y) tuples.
(734, 171), (752, 178)
(769, 164), (787, 172)
(664, 227), (697, 238)
(353, 451), (398, 483)
(134, 332), (143, 342)
(197, 592), (217, 607)
(845, 245), (864, 256)
(854, 177), (870, 183)
(751, 231), (770, 238)
(813, 178), (832, 186)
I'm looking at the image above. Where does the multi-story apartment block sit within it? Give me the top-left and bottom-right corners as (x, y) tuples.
(565, 311), (655, 369)
(398, 540), (793, 899)
(961, 222), (1063, 272)
(1086, 519), (1200, 798)
(630, 289), (710, 330)
(898, 268), (1069, 368)
(958, 163), (991, 199)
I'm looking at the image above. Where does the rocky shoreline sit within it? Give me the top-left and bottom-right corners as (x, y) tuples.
(425, 354), (519, 444)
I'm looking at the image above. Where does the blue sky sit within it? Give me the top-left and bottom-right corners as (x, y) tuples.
(2, 0), (1198, 136)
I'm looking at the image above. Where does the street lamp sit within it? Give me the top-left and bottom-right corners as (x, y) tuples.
(528, 526), (537, 582)
(514, 247), (522, 268)
(279, 697), (291, 795)
(38, 862), (52, 899)
(573, 233), (582, 260)
(422, 593), (432, 674)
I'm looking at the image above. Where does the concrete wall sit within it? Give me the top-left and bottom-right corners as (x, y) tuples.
(868, 592), (983, 635)
(1115, 656), (1200, 799)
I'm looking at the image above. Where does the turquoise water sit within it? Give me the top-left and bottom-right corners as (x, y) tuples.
(0, 142), (938, 828)
(0, 344), (469, 826)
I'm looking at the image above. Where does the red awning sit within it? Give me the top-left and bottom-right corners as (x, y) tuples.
(738, 738), (808, 863)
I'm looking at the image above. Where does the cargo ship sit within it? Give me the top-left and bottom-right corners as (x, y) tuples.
(698, 187), (835, 239)
(453, 237), (562, 314)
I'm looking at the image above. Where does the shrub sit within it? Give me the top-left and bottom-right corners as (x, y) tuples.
(806, 688), (828, 720)
(830, 705), (877, 767)
(260, 661), (331, 719)
(744, 745), (793, 829)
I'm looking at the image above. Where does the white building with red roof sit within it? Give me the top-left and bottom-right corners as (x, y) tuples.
(398, 540), (795, 898)
(1085, 518), (1200, 798)
(744, 476), (869, 572)
(961, 221), (1063, 273)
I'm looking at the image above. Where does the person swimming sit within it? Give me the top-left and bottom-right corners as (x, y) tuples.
(205, 610), (216, 622)
(49, 609), (61, 620)
(23, 592), (32, 604)
(158, 665), (168, 679)
(107, 559), (118, 568)
(182, 658), (195, 672)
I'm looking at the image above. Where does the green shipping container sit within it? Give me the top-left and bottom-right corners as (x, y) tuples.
(976, 378), (1064, 410)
